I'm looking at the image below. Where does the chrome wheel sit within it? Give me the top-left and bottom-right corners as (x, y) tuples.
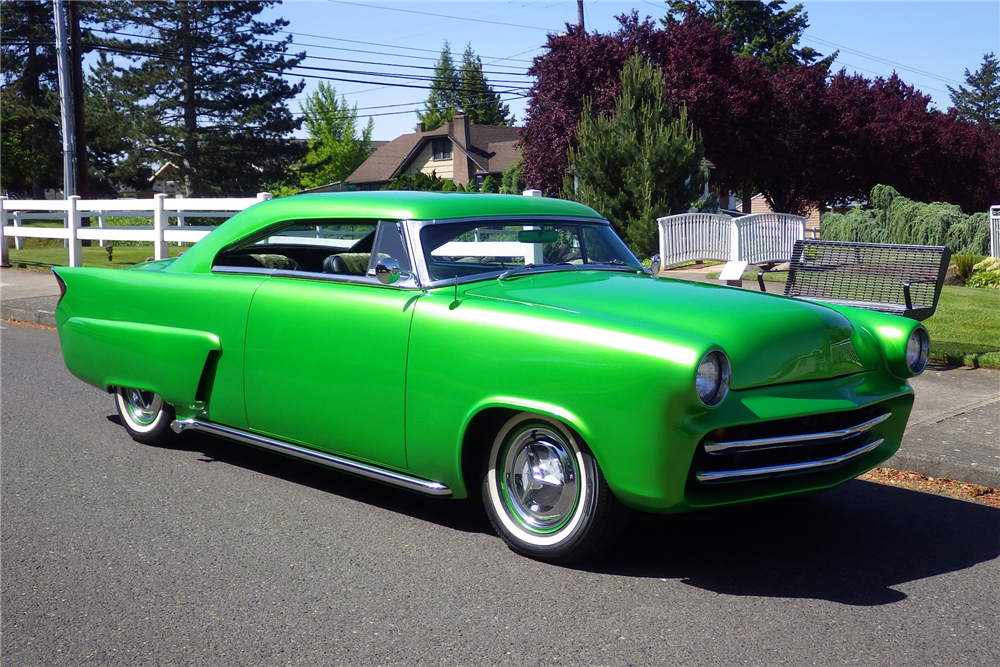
(114, 386), (175, 445)
(482, 412), (622, 563)
(500, 425), (580, 533)
(121, 389), (162, 428)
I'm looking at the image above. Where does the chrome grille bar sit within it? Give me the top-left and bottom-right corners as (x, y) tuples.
(704, 413), (890, 455)
(696, 438), (884, 483)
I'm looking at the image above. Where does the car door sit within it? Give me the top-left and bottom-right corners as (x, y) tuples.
(242, 221), (417, 469)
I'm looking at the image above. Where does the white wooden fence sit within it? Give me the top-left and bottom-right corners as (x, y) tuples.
(991, 205), (1000, 259)
(657, 212), (806, 268)
(1, 192), (271, 267)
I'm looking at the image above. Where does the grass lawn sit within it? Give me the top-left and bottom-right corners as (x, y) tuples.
(923, 285), (1000, 368)
(5, 229), (185, 270)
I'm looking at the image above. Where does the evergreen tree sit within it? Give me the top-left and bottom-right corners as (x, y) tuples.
(564, 54), (705, 258)
(417, 42), (460, 131)
(0, 0), (62, 197)
(479, 174), (500, 193)
(91, 1), (305, 196)
(418, 42), (513, 130)
(663, 0), (834, 70)
(299, 82), (374, 188)
(84, 53), (152, 196)
(459, 45), (512, 126)
(499, 159), (524, 194)
(948, 53), (1000, 128)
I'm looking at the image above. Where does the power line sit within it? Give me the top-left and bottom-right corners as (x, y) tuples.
(329, 0), (560, 33)
(76, 41), (533, 94)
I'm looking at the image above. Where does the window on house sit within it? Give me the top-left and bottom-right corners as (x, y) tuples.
(432, 138), (452, 161)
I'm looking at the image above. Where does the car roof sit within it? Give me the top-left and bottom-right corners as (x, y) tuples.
(168, 191), (605, 273)
(264, 191), (605, 221)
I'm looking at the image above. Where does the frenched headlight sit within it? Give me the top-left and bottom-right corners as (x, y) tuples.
(906, 327), (930, 374)
(696, 350), (731, 407)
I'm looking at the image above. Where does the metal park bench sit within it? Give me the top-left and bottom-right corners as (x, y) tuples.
(757, 240), (952, 321)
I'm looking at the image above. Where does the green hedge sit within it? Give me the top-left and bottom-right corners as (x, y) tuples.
(820, 185), (990, 255)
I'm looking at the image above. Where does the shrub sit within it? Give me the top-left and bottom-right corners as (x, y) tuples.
(954, 253), (977, 281)
(967, 257), (1000, 289)
(820, 185), (990, 255)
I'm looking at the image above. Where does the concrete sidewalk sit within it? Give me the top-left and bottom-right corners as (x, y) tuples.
(3, 265), (999, 488)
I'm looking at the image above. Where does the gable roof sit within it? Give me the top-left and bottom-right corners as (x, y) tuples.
(345, 120), (521, 186)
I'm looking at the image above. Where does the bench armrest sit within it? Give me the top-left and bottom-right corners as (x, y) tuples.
(902, 279), (936, 311)
(757, 268), (788, 292)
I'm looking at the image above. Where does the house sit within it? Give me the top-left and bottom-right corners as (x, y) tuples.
(150, 162), (180, 195)
(306, 113), (521, 192)
(737, 193), (824, 237)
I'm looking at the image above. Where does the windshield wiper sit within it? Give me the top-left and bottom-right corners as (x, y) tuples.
(588, 259), (645, 274)
(498, 263), (579, 282)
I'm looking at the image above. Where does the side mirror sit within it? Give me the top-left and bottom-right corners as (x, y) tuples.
(375, 258), (416, 285)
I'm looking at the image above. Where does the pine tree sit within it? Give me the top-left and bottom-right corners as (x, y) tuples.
(948, 53), (1000, 128)
(417, 42), (460, 131)
(418, 42), (512, 130)
(459, 45), (512, 126)
(84, 53), (152, 196)
(664, 0), (834, 70)
(0, 0), (62, 197)
(564, 54), (705, 258)
(91, 1), (305, 196)
(299, 83), (374, 188)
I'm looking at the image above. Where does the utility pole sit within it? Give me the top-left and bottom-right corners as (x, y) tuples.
(68, 0), (90, 200)
(577, 0), (585, 31)
(53, 0), (75, 198)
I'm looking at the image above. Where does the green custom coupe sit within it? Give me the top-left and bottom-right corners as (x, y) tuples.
(53, 192), (930, 562)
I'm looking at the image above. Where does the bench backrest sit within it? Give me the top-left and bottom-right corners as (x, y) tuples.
(786, 240), (951, 316)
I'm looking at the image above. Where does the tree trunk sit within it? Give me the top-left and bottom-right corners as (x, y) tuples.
(180, 9), (199, 197)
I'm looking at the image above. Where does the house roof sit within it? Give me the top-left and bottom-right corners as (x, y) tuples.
(345, 121), (521, 185)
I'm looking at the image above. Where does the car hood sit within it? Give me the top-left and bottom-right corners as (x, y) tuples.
(462, 271), (871, 389)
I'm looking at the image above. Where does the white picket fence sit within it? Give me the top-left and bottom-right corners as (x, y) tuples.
(657, 212), (806, 268)
(990, 205), (1000, 259)
(0, 192), (271, 267)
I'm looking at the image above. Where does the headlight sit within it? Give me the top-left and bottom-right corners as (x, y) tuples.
(906, 327), (930, 374)
(696, 350), (731, 407)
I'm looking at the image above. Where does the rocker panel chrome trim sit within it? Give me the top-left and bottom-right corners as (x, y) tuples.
(696, 438), (885, 483)
(170, 419), (451, 496)
(704, 413), (891, 455)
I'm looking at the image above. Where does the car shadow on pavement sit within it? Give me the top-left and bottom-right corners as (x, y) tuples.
(585, 480), (1000, 606)
(147, 427), (492, 536)
(116, 417), (999, 606)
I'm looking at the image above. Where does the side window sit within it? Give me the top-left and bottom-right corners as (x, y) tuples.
(213, 220), (378, 276)
(370, 221), (412, 274)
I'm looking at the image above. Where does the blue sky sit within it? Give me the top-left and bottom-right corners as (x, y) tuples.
(261, 1), (1000, 140)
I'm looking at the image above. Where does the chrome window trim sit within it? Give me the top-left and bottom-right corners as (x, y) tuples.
(402, 215), (615, 287)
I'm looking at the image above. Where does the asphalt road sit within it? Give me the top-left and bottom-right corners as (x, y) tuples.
(3, 323), (999, 667)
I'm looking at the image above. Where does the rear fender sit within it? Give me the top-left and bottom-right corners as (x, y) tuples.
(60, 317), (221, 406)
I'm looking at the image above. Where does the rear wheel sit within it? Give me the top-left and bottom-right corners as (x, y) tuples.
(482, 412), (622, 563)
(114, 386), (176, 446)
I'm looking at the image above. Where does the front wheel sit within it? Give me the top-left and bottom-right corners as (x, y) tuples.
(114, 386), (176, 446)
(482, 413), (622, 563)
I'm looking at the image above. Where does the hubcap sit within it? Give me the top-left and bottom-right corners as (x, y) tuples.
(125, 389), (162, 426)
(501, 427), (579, 533)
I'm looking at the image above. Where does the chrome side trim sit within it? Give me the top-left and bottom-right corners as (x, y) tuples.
(696, 438), (885, 483)
(704, 413), (890, 454)
(170, 419), (451, 497)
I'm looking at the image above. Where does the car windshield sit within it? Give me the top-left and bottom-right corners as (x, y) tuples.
(419, 220), (641, 282)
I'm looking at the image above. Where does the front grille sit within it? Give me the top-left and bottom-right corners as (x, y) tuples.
(693, 405), (889, 484)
